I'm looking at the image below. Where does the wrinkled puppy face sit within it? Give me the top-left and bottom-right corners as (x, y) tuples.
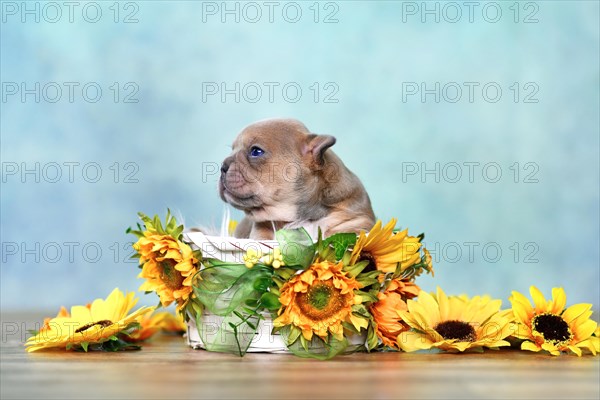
(219, 118), (335, 222)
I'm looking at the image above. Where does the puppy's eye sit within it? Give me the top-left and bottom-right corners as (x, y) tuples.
(249, 146), (265, 158)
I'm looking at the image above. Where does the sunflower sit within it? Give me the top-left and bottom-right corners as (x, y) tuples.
(134, 232), (198, 312)
(26, 288), (153, 352)
(370, 279), (421, 348)
(129, 311), (187, 342)
(350, 219), (423, 273)
(397, 287), (514, 352)
(273, 261), (368, 341)
(509, 286), (598, 356)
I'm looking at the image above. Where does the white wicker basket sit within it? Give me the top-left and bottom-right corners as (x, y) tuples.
(182, 231), (366, 353)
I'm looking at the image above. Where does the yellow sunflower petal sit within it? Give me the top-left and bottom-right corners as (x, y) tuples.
(576, 338), (598, 355)
(419, 290), (441, 326)
(445, 297), (466, 321)
(509, 290), (533, 310)
(446, 341), (472, 352)
(398, 309), (423, 331)
(567, 345), (582, 357)
(472, 299), (503, 325)
(436, 287), (450, 321)
(529, 286), (547, 312)
(573, 319), (597, 342)
(70, 305), (92, 323)
(549, 287), (567, 315)
(406, 297), (436, 329)
(541, 342), (560, 356)
(478, 314), (513, 341)
(511, 322), (533, 339)
(349, 313), (369, 332)
(509, 302), (531, 326)
(397, 331), (434, 352)
(521, 341), (542, 352)
(562, 303), (592, 324)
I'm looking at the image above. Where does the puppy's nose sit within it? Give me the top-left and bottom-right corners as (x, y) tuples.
(221, 158), (232, 174)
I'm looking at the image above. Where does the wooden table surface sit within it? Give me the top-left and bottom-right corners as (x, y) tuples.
(1, 312), (599, 400)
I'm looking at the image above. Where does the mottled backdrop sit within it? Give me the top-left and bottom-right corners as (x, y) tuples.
(1, 1), (598, 310)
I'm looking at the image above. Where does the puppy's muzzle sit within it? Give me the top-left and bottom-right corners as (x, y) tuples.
(220, 159), (245, 191)
(219, 160), (262, 211)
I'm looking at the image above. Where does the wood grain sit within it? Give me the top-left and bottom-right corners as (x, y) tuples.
(1, 312), (598, 400)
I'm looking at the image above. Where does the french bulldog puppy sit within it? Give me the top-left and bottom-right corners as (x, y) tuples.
(219, 118), (376, 239)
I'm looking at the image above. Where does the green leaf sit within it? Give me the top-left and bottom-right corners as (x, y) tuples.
(191, 299), (203, 317)
(233, 311), (244, 320)
(71, 337), (142, 352)
(166, 209), (177, 232)
(275, 228), (315, 269)
(99, 338), (141, 352)
(300, 335), (309, 352)
(241, 307), (259, 316)
(287, 326), (302, 346)
(366, 323), (379, 351)
(317, 245), (336, 262)
(361, 270), (382, 279)
(274, 267), (295, 280)
(351, 304), (371, 318)
(120, 322), (141, 337)
(252, 276), (272, 292)
(259, 292), (281, 310)
(354, 290), (379, 303)
(355, 270), (382, 288)
(172, 225), (184, 241)
(355, 277), (379, 288)
(323, 233), (357, 260)
(341, 250), (353, 266)
(272, 276), (285, 289)
(245, 299), (259, 307)
(342, 321), (359, 334)
(153, 214), (164, 234)
(344, 260), (370, 278)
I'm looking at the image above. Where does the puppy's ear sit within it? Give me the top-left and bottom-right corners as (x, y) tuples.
(304, 134), (336, 167)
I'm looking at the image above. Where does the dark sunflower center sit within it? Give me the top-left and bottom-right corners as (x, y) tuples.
(307, 284), (332, 310)
(359, 251), (377, 273)
(160, 259), (184, 291)
(532, 313), (572, 345)
(435, 320), (476, 342)
(75, 320), (112, 333)
(296, 281), (347, 321)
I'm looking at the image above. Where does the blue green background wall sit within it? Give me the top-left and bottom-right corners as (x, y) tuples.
(1, 1), (598, 310)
